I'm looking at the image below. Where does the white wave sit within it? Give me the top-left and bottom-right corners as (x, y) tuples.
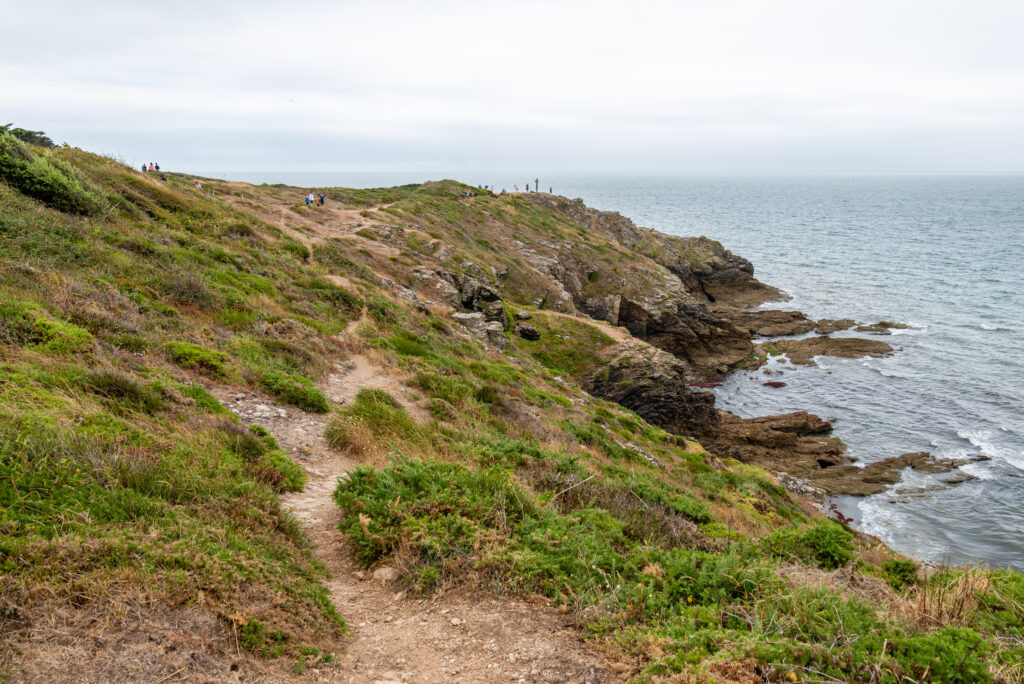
(956, 428), (1024, 472)
(979, 322), (1014, 332)
(960, 462), (996, 481)
(890, 323), (927, 335)
(857, 499), (948, 560)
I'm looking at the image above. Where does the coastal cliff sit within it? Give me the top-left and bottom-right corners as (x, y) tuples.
(1, 135), (1020, 682)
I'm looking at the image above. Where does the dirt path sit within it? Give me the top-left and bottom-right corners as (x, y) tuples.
(215, 357), (613, 683)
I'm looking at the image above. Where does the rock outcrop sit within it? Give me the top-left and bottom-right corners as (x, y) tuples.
(762, 336), (894, 365)
(584, 344), (720, 438)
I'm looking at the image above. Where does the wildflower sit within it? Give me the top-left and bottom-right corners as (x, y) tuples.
(786, 673), (797, 682)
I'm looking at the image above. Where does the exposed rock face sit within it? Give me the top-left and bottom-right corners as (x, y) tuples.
(764, 336), (894, 365)
(584, 347), (720, 438)
(452, 312), (487, 340)
(613, 299), (755, 370)
(484, 322), (507, 350)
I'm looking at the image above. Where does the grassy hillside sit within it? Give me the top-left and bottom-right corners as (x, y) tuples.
(0, 134), (1020, 682)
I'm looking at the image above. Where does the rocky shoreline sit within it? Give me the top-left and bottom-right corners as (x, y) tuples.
(345, 189), (964, 505)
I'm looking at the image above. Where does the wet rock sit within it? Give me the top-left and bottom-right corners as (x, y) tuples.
(855, 320), (910, 335)
(763, 381), (787, 388)
(815, 318), (857, 334)
(514, 323), (540, 341)
(725, 310), (815, 337)
(763, 336), (894, 365)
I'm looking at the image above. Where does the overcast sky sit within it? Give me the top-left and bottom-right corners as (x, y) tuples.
(4, 1), (1024, 175)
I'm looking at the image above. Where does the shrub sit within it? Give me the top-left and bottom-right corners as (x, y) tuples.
(179, 382), (228, 414)
(0, 132), (106, 214)
(882, 558), (919, 590)
(302, 278), (362, 315)
(223, 422), (305, 492)
(257, 370), (330, 413)
(0, 301), (93, 353)
(282, 238), (311, 261)
(81, 369), (164, 414)
(160, 268), (217, 309)
(164, 341), (228, 377)
(312, 240), (374, 280)
(764, 521), (853, 570)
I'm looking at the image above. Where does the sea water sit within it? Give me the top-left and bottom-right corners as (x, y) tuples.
(232, 171), (1024, 571)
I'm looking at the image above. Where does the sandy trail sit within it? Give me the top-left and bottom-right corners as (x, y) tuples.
(214, 356), (612, 683)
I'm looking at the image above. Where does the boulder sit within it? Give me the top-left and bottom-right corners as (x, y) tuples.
(514, 323), (540, 341)
(453, 312), (487, 340)
(484, 321), (507, 350)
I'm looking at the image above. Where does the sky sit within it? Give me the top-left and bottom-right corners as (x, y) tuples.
(4, 0), (1024, 175)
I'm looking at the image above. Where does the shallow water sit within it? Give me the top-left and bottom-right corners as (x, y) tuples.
(234, 171), (1024, 571)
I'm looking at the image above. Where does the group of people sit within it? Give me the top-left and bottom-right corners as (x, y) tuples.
(141, 162), (160, 172)
(306, 191), (326, 207)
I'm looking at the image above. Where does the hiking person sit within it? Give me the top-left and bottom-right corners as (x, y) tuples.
(141, 164), (147, 172)
(318, 193), (326, 206)
(195, 181), (202, 190)
(155, 162), (160, 171)
(149, 163), (155, 171)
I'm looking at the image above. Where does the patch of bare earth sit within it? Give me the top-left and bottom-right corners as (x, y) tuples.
(215, 356), (614, 683)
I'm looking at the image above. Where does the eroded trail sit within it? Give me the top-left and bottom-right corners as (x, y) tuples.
(215, 356), (612, 683)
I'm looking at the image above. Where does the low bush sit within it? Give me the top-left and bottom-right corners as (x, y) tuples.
(882, 558), (919, 590)
(281, 238), (311, 261)
(0, 301), (93, 353)
(257, 369), (330, 413)
(0, 132), (106, 214)
(81, 369), (164, 414)
(763, 521), (854, 570)
(223, 422), (305, 492)
(164, 341), (228, 377)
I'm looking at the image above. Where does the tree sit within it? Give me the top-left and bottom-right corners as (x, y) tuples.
(1, 123), (55, 148)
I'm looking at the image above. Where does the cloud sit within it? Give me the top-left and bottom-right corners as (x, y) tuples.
(3, 0), (1023, 173)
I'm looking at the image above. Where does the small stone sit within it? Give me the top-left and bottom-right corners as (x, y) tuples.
(372, 566), (398, 584)
(515, 311), (532, 320)
(450, 617), (463, 626)
(352, 571), (365, 581)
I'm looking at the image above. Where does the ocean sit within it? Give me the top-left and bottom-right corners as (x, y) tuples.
(230, 171), (1024, 571)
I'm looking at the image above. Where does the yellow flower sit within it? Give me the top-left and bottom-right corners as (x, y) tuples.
(687, 595), (693, 603)
(786, 673), (798, 682)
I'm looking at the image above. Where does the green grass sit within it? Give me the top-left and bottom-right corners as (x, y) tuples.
(335, 457), (1022, 682)
(3, 144), (1021, 681)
